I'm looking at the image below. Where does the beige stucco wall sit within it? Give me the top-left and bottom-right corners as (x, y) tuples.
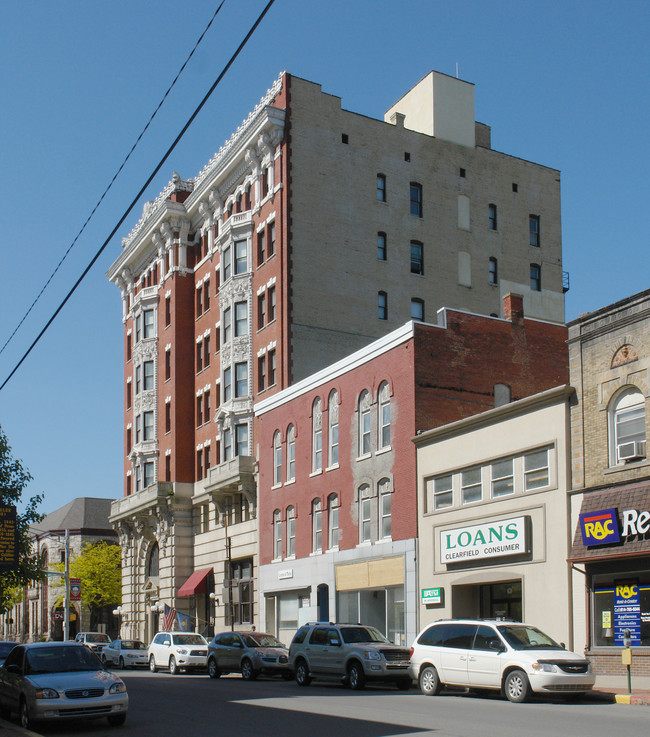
(415, 388), (576, 648)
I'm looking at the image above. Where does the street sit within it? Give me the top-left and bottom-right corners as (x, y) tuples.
(20, 670), (650, 737)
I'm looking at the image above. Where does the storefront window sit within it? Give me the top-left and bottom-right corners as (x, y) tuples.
(592, 571), (650, 647)
(336, 585), (404, 644)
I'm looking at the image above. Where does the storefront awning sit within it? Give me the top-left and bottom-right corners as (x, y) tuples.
(177, 568), (212, 597)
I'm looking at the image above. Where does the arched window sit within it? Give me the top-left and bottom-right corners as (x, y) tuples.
(287, 506), (296, 557)
(273, 431), (282, 486)
(287, 425), (295, 482)
(358, 390), (371, 457)
(273, 509), (282, 560)
(312, 499), (322, 553)
(609, 387), (646, 465)
(378, 382), (391, 450)
(328, 390), (339, 467)
(312, 398), (322, 472)
(328, 494), (340, 549)
(147, 543), (159, 578)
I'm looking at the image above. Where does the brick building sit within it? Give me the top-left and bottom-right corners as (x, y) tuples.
(568, 289), (650, 676)
(106, 70), (567, 641)
(255, 297), (568, 646)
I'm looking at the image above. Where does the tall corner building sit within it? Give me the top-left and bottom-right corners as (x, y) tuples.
(107, 70), (566, 641)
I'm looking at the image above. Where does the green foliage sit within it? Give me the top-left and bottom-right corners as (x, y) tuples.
(69, 541), (122, 610)
(0, 424), (43, 613)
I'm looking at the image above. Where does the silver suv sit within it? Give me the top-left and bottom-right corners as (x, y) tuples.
(289, 622), (411, 690)
(74, 632), (111, 655)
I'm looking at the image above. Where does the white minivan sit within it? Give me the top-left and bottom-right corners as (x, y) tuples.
(409, 619), (595, 702)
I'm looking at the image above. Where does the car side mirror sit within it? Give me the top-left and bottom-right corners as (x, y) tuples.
(489, 641), (505, 653)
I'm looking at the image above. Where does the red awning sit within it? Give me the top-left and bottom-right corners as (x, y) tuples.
(177, 568), (212, 597)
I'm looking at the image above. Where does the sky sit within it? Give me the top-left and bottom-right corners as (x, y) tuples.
(0, 0), (648, 515)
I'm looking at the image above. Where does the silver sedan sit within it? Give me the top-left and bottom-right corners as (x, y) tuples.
(102, 639), (148, 669)
(0, 641), (128, 729)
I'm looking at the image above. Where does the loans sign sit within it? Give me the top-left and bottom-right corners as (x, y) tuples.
(441, 517), (527, 563)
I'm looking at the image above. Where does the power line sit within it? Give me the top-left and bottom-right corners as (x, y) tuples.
(0, 1), (227, 358)
(0, 0), (277, 393)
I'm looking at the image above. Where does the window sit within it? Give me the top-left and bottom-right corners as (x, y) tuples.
(204, 391), (210, 424)
(196, 285), (203, 317)
(461, 467), (482, 504)
(530, 263), (541, 291)
(268, 349), (276, 386)
(196, 395), (203, 426)
(235, 361), (248, 398)
(165, 348), (171, 380)
(196, 449), (203, 479)
(143, 461), (155, 488)
(328, 494), (340, 549)
(268, 286), (276, 322)
(234, 301), (247, 337)
(257, 292), (266, 329)
(204, 279), (210, 311)
(489, 257), (498, 285)
(229, 558), (253, 625)
(165, 297), (171, 326)
(287, 506), (296, 557)
(126, 426), (132, 452)
(410, 241), (423, 275)
(312, 499), (322, 553)
(126, 381), (132, 409)
(411, 298), (424, 321)
(610, 388), (646, 465)
(359, 486), (372, 542)
(135, 414), (142, 444)
(235, 423), (248, 456)
(223, 307), (232, 343)
(203, 336), (210, 368)
(268, 221), (276, 257)
(410, 182), (422, 217)
(223, 245), (232, 280)
(165, 402), (171, 433)
(312, 398), (323, 472)
(524, 449), (549, 490)
(126, 333), (132, 361)
(135, 364), (141, 394)
(489, 204), (497, 230)
(223, 428), (232, 461)
(492, 458), (514, 497)
(258, 354), (266, 392)
(143, 310), (154, 338)
(328, 390), (339, 467)
(143, 411), (154, 441)
(378, 291), (387, 320)
(358, 391), (371, 456)
(433, 474), (453, 510)
(273, 510), (282, 560)
(273, 431), (282, 486)
(287, 425), (295, 481)
(377, 174), (386, 202)
(223, 367), (232, 402)
(341, 133), (349, 144)
(379, 479), (391, 539)
(529, 215), (540, 247)
(378, 382), (391, 449)
(377, 232), (387, 261)
(234, 239), (247, 274)
(257, 229), (266, 265)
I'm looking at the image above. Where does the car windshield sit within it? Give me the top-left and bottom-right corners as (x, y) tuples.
(121, 640), (146, 650)
(172, 634), (206, 646)
(497, 625), (563, 650)
(340, 627), (390, 644)
(85, 634), (111, 643)
(244, 634), (283, 648)
(26, 646), (102, 674)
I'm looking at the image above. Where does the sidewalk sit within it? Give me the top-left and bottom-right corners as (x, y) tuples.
(591, 674), (650, 705)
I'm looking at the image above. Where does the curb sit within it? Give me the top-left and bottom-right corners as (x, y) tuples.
(614, 693), (650, 706)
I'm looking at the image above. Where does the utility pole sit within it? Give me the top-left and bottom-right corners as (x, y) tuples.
(63, 529), (70, 641)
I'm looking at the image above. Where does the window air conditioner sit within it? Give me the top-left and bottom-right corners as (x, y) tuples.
(618, 441), (646, 462)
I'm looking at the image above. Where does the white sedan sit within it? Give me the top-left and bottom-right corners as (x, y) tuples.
(101, 639), (148, 669)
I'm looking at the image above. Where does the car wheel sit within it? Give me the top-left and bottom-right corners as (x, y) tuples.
(504, 669), (531, 703)
(396, 678), (412, 691)
(419, 665), (441, 696)
(101, 653), (107, 666)
(348, 662), (366, 691)
(107, 713), (127, 726)
(19, 698), (31, 730)
(241, 658), (257, 681)
(295, 659), (311, 687)
(149, 654), (157, 673)
(118, 656), (125, 670)
(169, 656), (179, 675)
(208, 658), (221, 679)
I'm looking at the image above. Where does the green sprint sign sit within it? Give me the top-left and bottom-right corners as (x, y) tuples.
(441, 516), (527, 564)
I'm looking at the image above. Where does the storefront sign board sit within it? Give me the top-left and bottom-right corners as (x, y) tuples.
(440, 517), (527, 563)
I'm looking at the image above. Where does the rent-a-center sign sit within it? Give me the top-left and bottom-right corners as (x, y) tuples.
(441, 517), (527, 564)
(580, 507), (650, 547)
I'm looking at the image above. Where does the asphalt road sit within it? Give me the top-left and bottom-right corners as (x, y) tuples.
(17, 670), (650, 737)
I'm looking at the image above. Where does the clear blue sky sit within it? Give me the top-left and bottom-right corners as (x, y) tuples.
(1, 0), (648, 514)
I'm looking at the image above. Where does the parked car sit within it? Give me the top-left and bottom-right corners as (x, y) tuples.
(148, 632), (208, 674)
(102, 639), (148, 669)
(208, 631), (291, 680)
(409, 619), (595, 703)
(74, 632), (111, 655)
(0, 641), (128, 729)
(0, 642), (18, 667)
(289, 622), (411, 690)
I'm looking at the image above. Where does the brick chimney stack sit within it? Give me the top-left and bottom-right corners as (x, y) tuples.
(503, 293), (524, 323)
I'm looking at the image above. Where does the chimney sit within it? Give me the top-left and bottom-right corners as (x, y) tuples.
(503, 293), (524, 323)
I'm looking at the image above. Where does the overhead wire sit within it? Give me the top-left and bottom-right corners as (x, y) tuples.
(0, 1), (227, 359)
(0, 0), (277, 393)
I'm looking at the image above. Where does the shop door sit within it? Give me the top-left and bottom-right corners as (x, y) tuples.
(480, 581), (522, 621)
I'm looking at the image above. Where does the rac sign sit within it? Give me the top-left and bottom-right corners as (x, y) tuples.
(580, 509), (620, 546)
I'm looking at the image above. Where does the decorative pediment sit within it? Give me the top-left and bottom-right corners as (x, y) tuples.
(612, 343), (638, 368)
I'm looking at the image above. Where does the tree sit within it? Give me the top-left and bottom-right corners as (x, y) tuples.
(68, 541), (122, 610)
(0, 423), (43, 613)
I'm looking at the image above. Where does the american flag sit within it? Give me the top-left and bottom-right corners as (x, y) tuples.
(161, 603), (176, 631)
